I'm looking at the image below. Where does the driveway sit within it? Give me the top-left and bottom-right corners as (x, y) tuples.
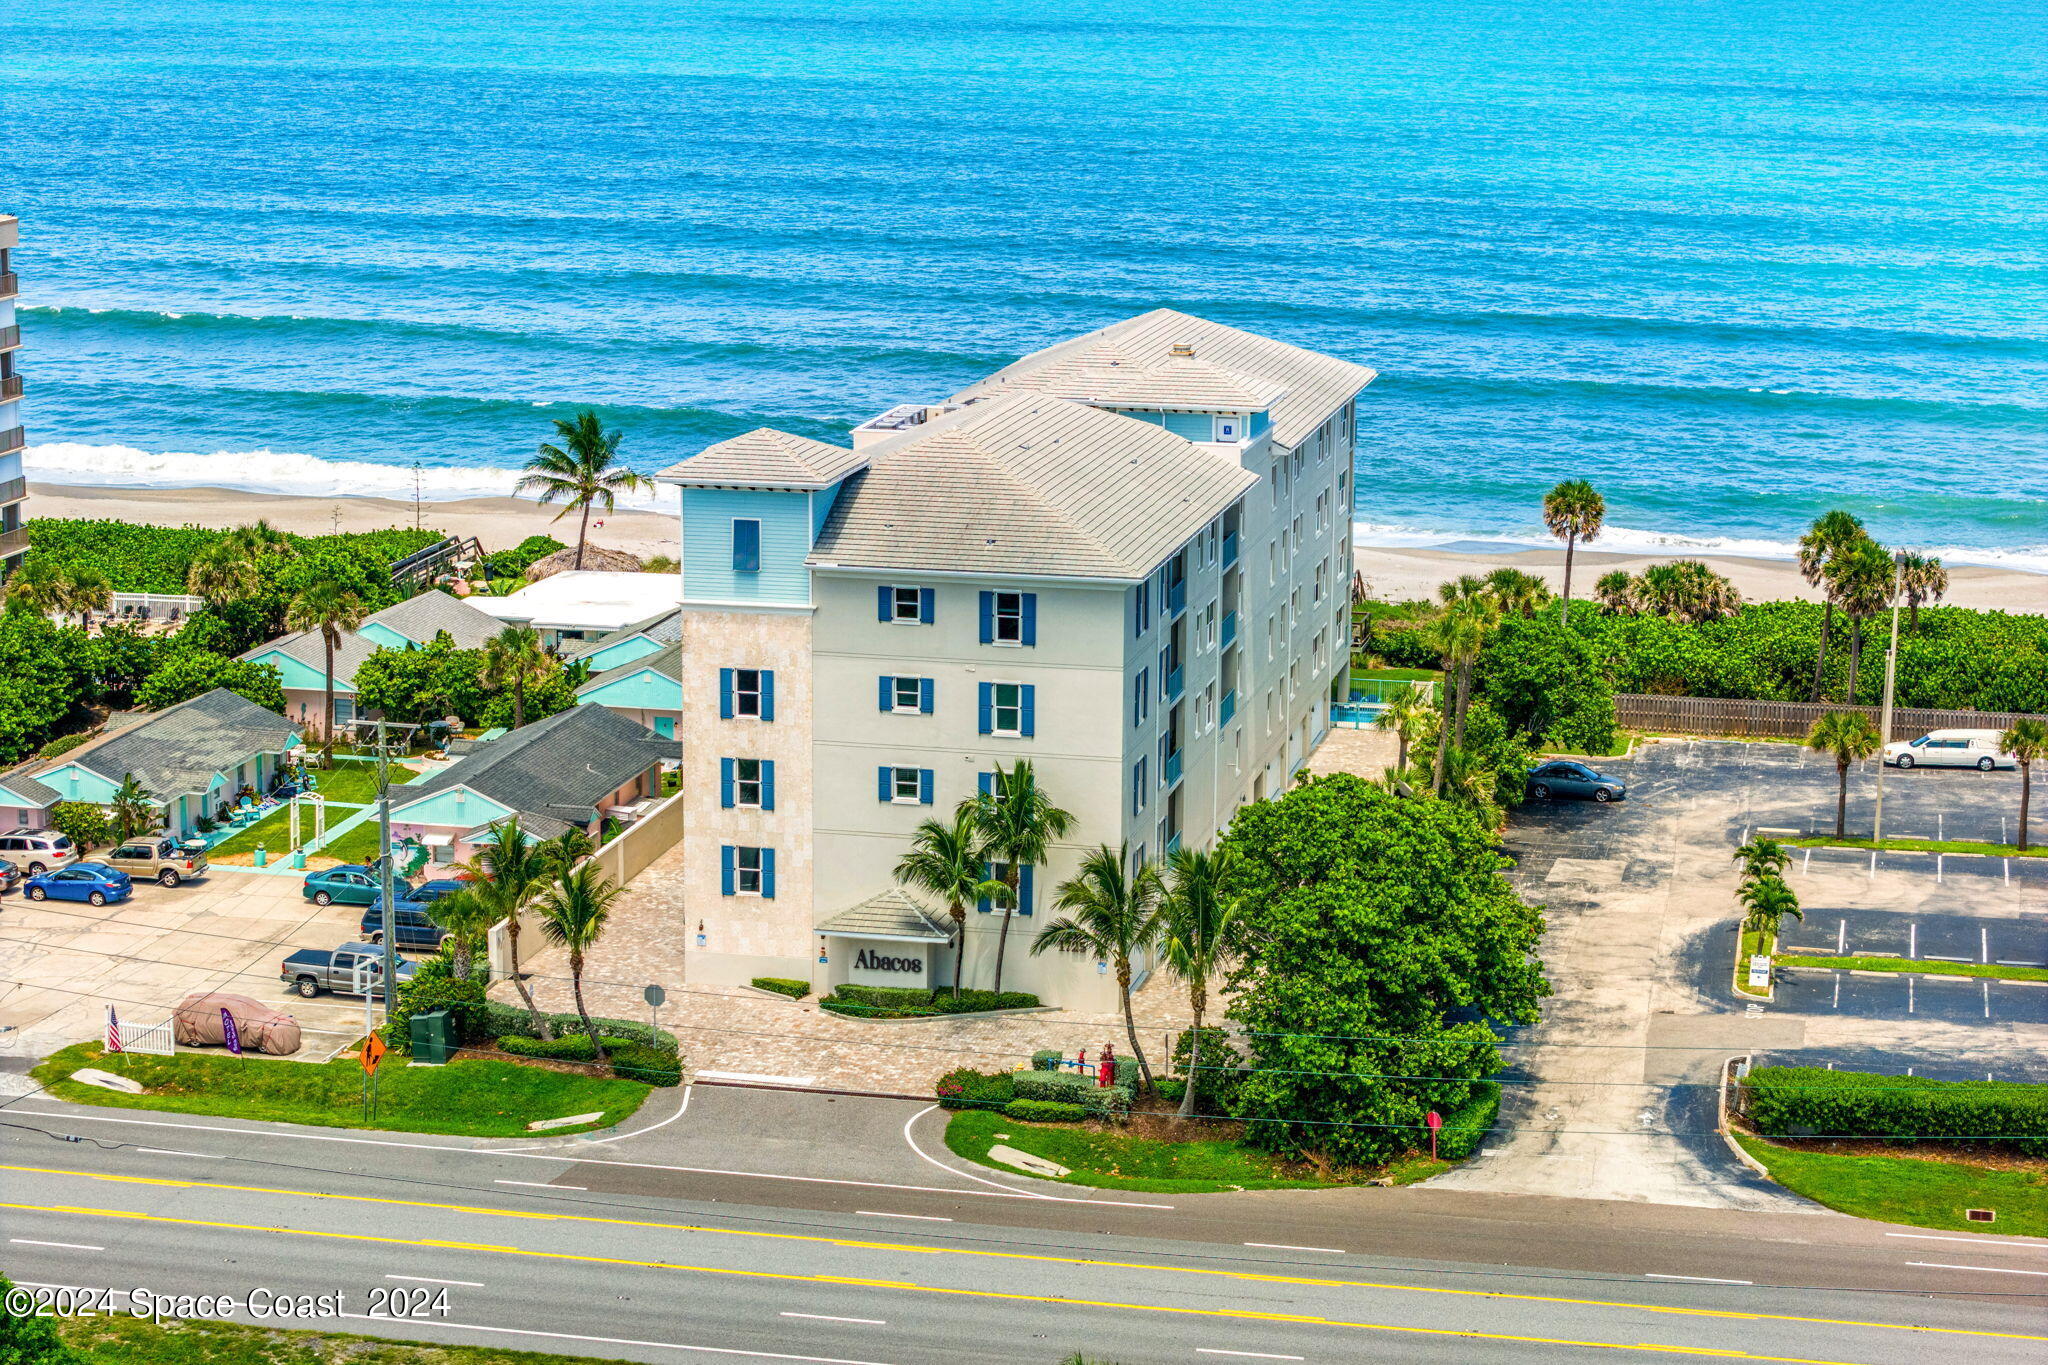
(0, 867), (370, 1061)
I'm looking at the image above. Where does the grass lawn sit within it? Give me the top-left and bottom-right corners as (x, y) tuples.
(946, 1108), (1361, 1193)
(1785, 834), (2048, 860)
(1774, 953), (2048, 983)
(1734, 924), (1773, 998)
(59, 1315), (645, 1365)
(1736, 1136), (2048, 1238)
(208, 766), (417, 859)
(33, 1042), (649, 1139)
(312, 817), (393, 865)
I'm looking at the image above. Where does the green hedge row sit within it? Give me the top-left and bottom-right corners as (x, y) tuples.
(1746, 1067), (2048, 1156)
(821, 986), (1041, 1019)
(608, 1043), (683, 1087)
(1434, 1081), (1501, 1162)
(935, 1067), (1016, 1112)
(1013, 1070), (1131, 1118)
(751, 976), (811, 1000)
(482, 1001), (679, 1054)
(1005, 1099), (1087, 1123)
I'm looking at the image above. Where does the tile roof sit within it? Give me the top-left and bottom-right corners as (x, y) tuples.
(815, 888), (955, 943)
(35, 688), (301, 801)
(578, 642), (684, 694)
(807, 390), (1257, 581)
(655, 427), (869, 490)
(954, 308), (1376, 448)
(396, 705), (678, 831)
(994, 337), (1289, 412)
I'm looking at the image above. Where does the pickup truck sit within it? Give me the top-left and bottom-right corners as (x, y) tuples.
(280, 942), (418, 999)
(104, 836), (210, 887)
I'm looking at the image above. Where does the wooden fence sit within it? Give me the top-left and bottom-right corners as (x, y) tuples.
(1615, 693), (2038, 742)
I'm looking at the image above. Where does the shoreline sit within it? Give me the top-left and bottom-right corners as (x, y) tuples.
(25, 481), (2048, 612)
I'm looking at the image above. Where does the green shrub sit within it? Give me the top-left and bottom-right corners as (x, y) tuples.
(929, 988), (1040, 1013)
(935, 1067), (1017, 1111)
(499, 1033), (599, 1062)
(1031, 1049), (1063, 1071)
(1476, 615), (1618, 753)
(48, 801), (110, 853)
(752, 976), (811, 1000)
(1747, 1067), (2048, 1157)
(39, 730), (92, 758)
(609, 1043), (682, 1087)
(482, 1001), (679, 1054)
(1013, 1071), (1131, 1119)
(1154, 1077), (1187, 1105)
(383, 959), (488, 1052)
(831, 983), (935, 1007)
(1173, 1027), (1249, 1112)
(1004, 1098), (1088, 1123)
(1434, 1081), (1501, 1162)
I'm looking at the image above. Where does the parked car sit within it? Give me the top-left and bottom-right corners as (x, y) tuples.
(0, 829), (80, 875)
(403, 877), (469, 904)
(24, 861), (134, 906)
(301, 865), (414, 907)
(1883, 728), (2015, 771)
(358, 899), (450, 951)
(0, 858), (20, 895)
(280, 942), (419, 999)
(1527, 760), (1628, 803)
(102, 836), (210, 887)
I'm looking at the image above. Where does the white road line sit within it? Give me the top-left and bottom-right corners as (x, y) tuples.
(494, 1179), (586, 1191)
(780, 1313), (886, 1325)
(1244, 1242), (1345, 1255)
(333, 1313), (897, 1364)
(1887, 1231), (2048, 1247)
(1197, 1351), (1304, 1361)
(1644, 1273), (1752, 1285)
(137, 1147), (223, 1159)
(856, 1210), (952, 1222)
(1908, 1261), (2048, 1277)
(387, 1275), (485, 1287)
(897, 1104), (1174, 1210)
(477, 1083), (692, 1155)
(9, 1238), (103, 1251)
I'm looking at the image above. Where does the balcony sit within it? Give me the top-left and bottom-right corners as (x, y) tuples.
(1220, 688), (1237, 727)
(1222, 530), (1239, 568)
(0, 273), (16, 300)
(0, 377), (20, 401)
(0, 425), (22, 456)
(0, 476), (25, 507)
(1163, 749), (1183, 788)
(0, 526), (26, 560)
(1221, 609), (1237, 649)
(1165, 832), (1183, 855)
(0, 325), (18, 352)
(1165, 665), (1185, 703)
(1167, 578), (1187, 618)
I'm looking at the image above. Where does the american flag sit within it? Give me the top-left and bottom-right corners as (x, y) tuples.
(106, 1005), (123, 1054)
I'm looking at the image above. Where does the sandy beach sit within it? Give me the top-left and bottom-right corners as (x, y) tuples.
(28, 481), (2048, 612)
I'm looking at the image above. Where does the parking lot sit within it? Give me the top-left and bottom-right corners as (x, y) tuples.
(0, 868), (374, 1060)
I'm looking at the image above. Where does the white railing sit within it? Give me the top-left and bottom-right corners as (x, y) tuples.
(110, 1016), (175, 1056)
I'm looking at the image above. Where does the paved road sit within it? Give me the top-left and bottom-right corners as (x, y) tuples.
(4, 1087), (2046, 1365)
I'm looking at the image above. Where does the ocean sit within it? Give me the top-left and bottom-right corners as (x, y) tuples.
(5, 0), (2045, 567)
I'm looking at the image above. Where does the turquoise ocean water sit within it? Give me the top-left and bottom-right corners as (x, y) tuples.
(3, 0), (2045, 566)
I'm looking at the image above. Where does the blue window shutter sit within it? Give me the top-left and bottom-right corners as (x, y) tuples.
(978, 591), (994, 644)
(719, 758), (735, 809)
(1021, 593), (1037, 646)
(918, 769), (933, 804)
(918, 677), (934, 713)
(761, 760), (775, 812)
(761, 671), (775, 722)
(978, 771), (994, 796)
(918, 588), (935, 624)
(1019, 864), (1034, 917)
(718, 668), (734, 720)
(977, 862), (992, 914)
(1021, 684), (1036, 737)
(877, 766), (891, 802)
(762, 848), (776, 900)
(977, 682), (993, 735)
(720, 845), (735, 896)
(878, 675), (893, 712)
(877, 585), (892, 621)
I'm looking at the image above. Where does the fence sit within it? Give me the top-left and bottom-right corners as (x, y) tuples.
(1614, 693), (2039, 742)
(110, 1015), (175, 1056)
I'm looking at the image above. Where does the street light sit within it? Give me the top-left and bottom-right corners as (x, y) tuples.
(1872, 549), (1906, 845)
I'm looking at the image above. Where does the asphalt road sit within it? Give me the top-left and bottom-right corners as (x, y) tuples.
(5, 1087), (2047, 1365)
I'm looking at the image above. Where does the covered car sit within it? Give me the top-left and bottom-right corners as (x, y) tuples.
(171, 992), (303, 1055)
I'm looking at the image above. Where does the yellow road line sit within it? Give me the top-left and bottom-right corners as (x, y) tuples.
(2, 1162), (2038, 1345)
(0, 1198), (1922, 1365)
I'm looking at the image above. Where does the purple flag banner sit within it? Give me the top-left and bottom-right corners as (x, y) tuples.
(221, 1007), (242, 1056)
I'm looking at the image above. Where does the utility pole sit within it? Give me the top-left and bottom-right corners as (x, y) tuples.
(376, 718), (399, 1026)
(412, 461), (424, 534)
(1872, 549), (1905, 846)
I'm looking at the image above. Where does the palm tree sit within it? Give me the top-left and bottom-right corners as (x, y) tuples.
(1731, 837), (1789, 885)
(1157, 846), (1240, 1118)
(1541, 480), (1606, 625)
(1805, 711), (1881, 839)
(533, 864), (623, 1045)
(894, 805), (1005, 996)
(2000, 718), (2048, 852)
(64, 567), (112, 632)
(1372, 683), (1436, 773)
(1825, 539), (1895, 704)
(1034, 845), (1164, 1091)
(1482, 566), (1550, 618)
(516, 410), (647, 571)
(482, 625), (553, 730)
(110, 773), (155, 842)
(539, 825), (596, 870)
(463, 816), (556, 1038)
(285, 582), (366, 765)
(970, 761), (1075, 997)
(185, 540), (261, 607)
(1593, 568), (1637, 614)
(1424, 602), (1488, 793)
(1899, 553), (1948, 634)
(425, 886), (497, 980)
(1738, 874), (1802, 945)
(1797, 511), (1868, 702)
(4, 558), (64, 618)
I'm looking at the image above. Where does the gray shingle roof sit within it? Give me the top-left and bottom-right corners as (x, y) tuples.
(570, 609), (683, 661)
(578, 643), (683, 695)
(242, 590), (504, 686)
(807, 390), (1257, 580)
(396, 705), (678, 830)
(954, 308), (1376, 448)
(655, 427), (869, 490)
(36, 688), (301, 802)
(815, 889), (954, 943)
(0, 764), (62, 809)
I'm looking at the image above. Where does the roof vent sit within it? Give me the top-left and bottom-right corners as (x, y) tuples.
(1169, 342), (1195, 358)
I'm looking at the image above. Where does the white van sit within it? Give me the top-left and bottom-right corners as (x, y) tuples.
(1882, 729), (2015, 771)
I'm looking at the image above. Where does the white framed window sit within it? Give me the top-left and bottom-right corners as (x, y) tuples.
(733, 758), (764, 808)
(891, 676), (923, 713)
(991, 591), (1026, 645)
(890, 767), (923, 803)
(1133, 669), (1150, 725)
(732, 668), (763, 718)
(1339, 469), (1351, 513)
(1313, 562), (1326, 605)
(1270, 464), (1282, 507)
(889, 586), (923, 623)
(990, 682), (1025, 737)
(1315, 491), (1329, 533)
(734, 846), (764, 895)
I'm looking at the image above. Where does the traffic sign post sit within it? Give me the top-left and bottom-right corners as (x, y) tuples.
(644, 983), (666, 1042)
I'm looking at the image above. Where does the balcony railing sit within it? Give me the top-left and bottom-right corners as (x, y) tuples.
(0, 425), (23, 455)
(0, 476), (25, 506)
(1167, 579), (1187, 617)
(1221, 609), (1237, 649)
(1222, 530), (1239, 567)
(0, 526), (27, 559)
(0, 325), (18, 351)
(0, 377), (20, 401)
(1165, 833), (1183, 855)
(1163, 749), (1183, 788)
(0, 273), (16, 300)
(1165, 665), (1185, 703)
(1220, 688), (1237, 727)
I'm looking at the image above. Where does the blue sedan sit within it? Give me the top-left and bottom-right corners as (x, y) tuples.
(403, 878), (470, 904)
(1527, 760), (1628, 803)
(25, 861), (134, 906)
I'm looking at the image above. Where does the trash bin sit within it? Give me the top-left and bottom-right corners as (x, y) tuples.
(253, 844), (267, 868)
(290, 849), (306, 870)
(409, 1009), (456, 1065)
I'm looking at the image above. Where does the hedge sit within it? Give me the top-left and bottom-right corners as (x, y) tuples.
(1004, 1099), (1088, 1124)
(384, 961), (489, 1052)
(609, 1043), (683, 1087)
(482, 1001), (679, 1054)
(1746, 1066), (2048, 1156)
(1434, 1081), (1501, 1162)
(751, 977), (811, 1000)
(821, 986), (1041, 1019)
(832, 983), (934, 1007)
(1013, 1071), (1131, 1119)
(935, 1067), (1015, 1112)
(1031, 1050), (1063, 1071)
(498, 1033), (600, 1062)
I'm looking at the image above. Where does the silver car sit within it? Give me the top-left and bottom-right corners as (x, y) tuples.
(0, 829), (81, 875)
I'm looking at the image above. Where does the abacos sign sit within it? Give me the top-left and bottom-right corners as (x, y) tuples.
(855, 949), (920, 973)
(844, 938), (931, 988)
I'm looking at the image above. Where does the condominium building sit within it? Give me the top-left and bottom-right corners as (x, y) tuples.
(0, 215), (26, 577)
(657, 311), (1372, 1010)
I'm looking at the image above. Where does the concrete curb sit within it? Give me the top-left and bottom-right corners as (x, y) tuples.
(814, 1003), (1059, 1025)
(1731, 924), (1775, 1003)
(1718, 1053), (1771, 1179)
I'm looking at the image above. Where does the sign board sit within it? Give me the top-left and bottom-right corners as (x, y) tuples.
(845, 939), (931, 989)
(1747, 954), (1772, 992)
(360, 1033), (388, 1076)
(644, 984), (666, 1008)
(220, 1008), (242, 1057)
